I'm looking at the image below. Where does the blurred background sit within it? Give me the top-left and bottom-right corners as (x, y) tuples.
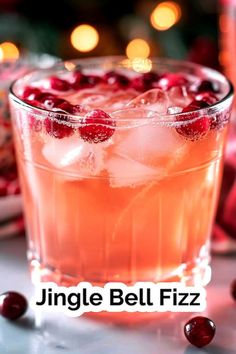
(0, 0), (223, 70)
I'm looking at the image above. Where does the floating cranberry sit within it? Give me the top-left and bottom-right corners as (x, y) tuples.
(142, 71), (159, 83)
(104, 71), (129, 87)
(0, 291), (28, 320)
(44, 112), (74, 139)
(176, 100), (210, 140)
(56, 102), (82, 115)
(21, 86), (41, 101)
(197, 80), (219, 93)
(79, 109), (116, 143)
(230, 279), (236, 301)
(42, 96), (66, 110)
(130, 76), (149, 92)
(49, 76), (71, 91)
(83, 75), (102, 87)
(195, 92), (218, 105)
(157, 73), (188, 90)
(184, 316), (216, 348)
(131, 72), (159, 92)
(71, 71), (84, 89)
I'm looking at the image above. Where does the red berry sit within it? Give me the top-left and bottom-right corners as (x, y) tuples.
(131, 72), (159, 92)
(71, 71), (84, 89)
(157, 73), (188, 90)
(0, 291), (28, 320)
(71, 72), (102, 89)
(104, 71), (129, 87)
(83, 75), (102, 87)
(130, 77), (149, 92)
(21, 86), (41, 101)
(79, 109), (115, 143)
(41, 96), (66, 110)
(44, 112), (74, 139)
(142, 71), (159, 83)
(230, 279), (236, 301)
(56, 102), (82, 114)
(184, 316), (216, 348)
(197, 80), (219, 93)
(195, 92), (218, 105)
(49, 76), (71, 91)
(176, 100), (210, 140)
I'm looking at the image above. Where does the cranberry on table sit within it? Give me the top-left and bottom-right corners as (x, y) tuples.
(79, 109), (116, 143)
(176, 100), (210, 140)
(230, 279), (236, 301)
(0, 291), (28, 320)
(184, 316), (216, 348)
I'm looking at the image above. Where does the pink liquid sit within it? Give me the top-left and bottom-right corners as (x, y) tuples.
(9, 60), (232, 322)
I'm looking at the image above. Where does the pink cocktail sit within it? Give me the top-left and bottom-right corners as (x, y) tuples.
(9, 58), (233, 296)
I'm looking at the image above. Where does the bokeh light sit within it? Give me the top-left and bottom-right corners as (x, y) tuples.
(71, 24), (99, 52)
(0, 42), (20, 61)
(126, 38), (150, 59)
(150, 1), (181, 31)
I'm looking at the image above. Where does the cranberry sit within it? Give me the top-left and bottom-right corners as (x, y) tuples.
(184, 316), (216, 348)
(142, 71), (159, 83)
(83, 75), (102, 87)
(157, 73), (188, 90)
(79, 109), (115, 143)
(71, 71), (102, 89)
(176, 100), (210, 140)
(104, 71), (129, 87)
(71, 104), (83, 114)
(44, 112), (74, 139)
(230, 279), (236, 301)
(0, 178), (8, 197)
(195, 92), (218, 105)
(130, 76), (149, 92)
(0, 291), (28, 320)
(197, 80), (219, 93)
(42, 96), (66, 110)
(56, 102), (82, 114)
(21, 86), (41, 101)
(71, 71), (84, 89)
(29, 115), (43, 132)
(131, 72), (159, 92)
(49, 76), (71, 91)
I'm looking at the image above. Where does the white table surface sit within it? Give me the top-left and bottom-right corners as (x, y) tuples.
(0, 236), (236, 354)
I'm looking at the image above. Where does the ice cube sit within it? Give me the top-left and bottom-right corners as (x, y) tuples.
(106, 154), (163, 188)
(42, 136), (107, 177)
(126, 88), (170, 114)
(111, 122), (186, 168)
(167, 86), (192, 107)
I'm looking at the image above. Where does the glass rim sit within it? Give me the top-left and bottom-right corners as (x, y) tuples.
(9, 56), (234, 126)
